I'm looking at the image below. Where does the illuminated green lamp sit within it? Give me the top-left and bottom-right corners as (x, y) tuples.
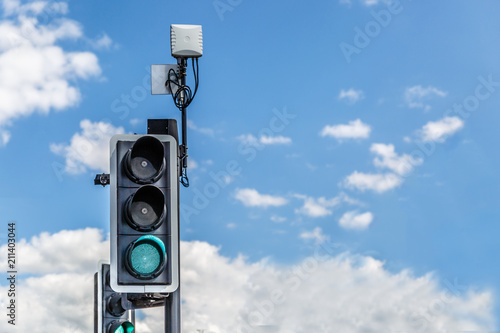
(126, 235), (166, 279)
(109, 321), (134, 333)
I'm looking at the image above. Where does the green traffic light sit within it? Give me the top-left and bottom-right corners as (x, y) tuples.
(127, 235), (166, 277)
(131, 242), (160, 274)
(110, 321), (134, 333)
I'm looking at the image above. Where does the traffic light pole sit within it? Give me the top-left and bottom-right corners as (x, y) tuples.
(177, 57), (190, 189)
(165, 287), (181, 333)
(161, 56), (189, 333)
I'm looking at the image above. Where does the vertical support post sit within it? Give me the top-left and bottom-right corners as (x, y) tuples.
(165, 287), (181, 333)
(178, 57), (188, 171)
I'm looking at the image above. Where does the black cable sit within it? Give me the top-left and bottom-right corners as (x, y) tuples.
(189, 57), (199, 105)
(165, 58), (199, 110)
(165, 57), (200, 188)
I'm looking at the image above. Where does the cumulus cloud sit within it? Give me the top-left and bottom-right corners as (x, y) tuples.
(234, 188), (288, 208)
(2, 0), (68, 16)
(344, 171), (402, 193)
(259, 135), (291, 145)
(419, 116), (464, 142)
(0, 228), (108, 274)
(0, 228), (495, 332)
(0, 227), (106, 332)
(342, 143), (423, 194)
(405, 85), (447, 111)
(50, 119), (125, 174)
(237, 134), (292, 146)
(320, 119), (371, 140)
(300, 227), (328, 245)
(142, 251), (497, 332)
(90, 33), (114, 50)
(371, 143), (422, 176)
(339, 210), (374, 230)
(0, 1), (102, 143)
(338, 88), (364, 104)
(294, 192), (359, 218)
(0, 273), (95, 332)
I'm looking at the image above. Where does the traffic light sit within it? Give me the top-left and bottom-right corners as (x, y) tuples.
(110, 134), (179, 293)
(94, 262), (135, 333)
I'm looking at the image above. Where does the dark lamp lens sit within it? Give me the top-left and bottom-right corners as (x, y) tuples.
(126, 185), (165, 231)
(125, 136), (165, 184)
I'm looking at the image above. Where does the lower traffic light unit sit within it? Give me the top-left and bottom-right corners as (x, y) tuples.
(94, 261), (135, 333)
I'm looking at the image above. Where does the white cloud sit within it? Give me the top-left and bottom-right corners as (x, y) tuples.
(344, 171), (402, 193)
(300, 227), (329, 245)
(0, 273), (95, 332)
(419, 116), (464, 142)
(222, 175), (234, 184)
(340, 0), (391, 6)
(188, 158), (198, 169)
(0, 129), (10, 146)
(297, 197), (333, 217)
(188, 120), (215, 137)
(2, 0), (69, 17)
(235, 188), (288, 208)
(0, 1), (102, 143)
(91, 33), (113, 50)
(404, 85), (447, 111)
(295, 192), (358, 218)
(237, 133), (292, 146)
(362, 0), (388, 5)
(339, 210), (374, 230)
(259, 135), (292, 145)
(178, 244), (495, 333)
(50, 119), (125, 174)
(371, 143), (422, 176)
(270, 215), (286, 223)
(0, 228), (495, 332)
(338, 88), (365, 104)
(129, 118), (142, 126)
(320, 119), (371, 140)
(342, 143), (423, 194)
(0, 227), (104, 332)
(0, 228), (109, 274)
(237, 133), (258, 146)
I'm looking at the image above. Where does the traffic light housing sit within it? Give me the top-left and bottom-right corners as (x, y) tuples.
(94, 262), (135, 333)
(110, 134), (179, 293)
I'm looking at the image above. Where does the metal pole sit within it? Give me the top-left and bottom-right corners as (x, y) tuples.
(178, 57), (188, 170)
(166, 101), (183, 332)
(165, 287), (181, 333)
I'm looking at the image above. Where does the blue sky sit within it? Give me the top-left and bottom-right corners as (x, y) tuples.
(1, 0), (500, 331)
